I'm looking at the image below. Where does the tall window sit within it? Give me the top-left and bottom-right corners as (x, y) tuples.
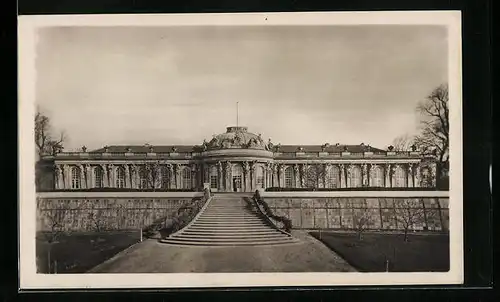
(161, 166), (170, 189)
(232, 164), (243, 190)
(182, 167), (192, 189)
(326, 166), (339, 188)
(349, 166), (362, 187)
(256, 166), (264, 188)
(139, 167), (148, 189)
(71, 166), (81, 189)
(116, 166), (125, 188)
(210, 166), (218, 189)
(284, 166), (293, 188)
(94, 166), (104, 188)
(393, 165), (406, 187)
(371, 165), (384, 187)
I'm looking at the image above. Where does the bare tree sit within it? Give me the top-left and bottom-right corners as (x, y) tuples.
(35, 108), (67, 158)
(87, 207), (109, 233)
(394, 199), (426, 242)
(414, 84), (449, 185)
(139, 160), (165, 191)
(40, 202), (71, 273)
(392, 134), (415, 151)
(352, 205), (375, 240)
(302, 165), (328, 189)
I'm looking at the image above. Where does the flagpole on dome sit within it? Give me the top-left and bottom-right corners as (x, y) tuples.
(236, 101), (239, 128)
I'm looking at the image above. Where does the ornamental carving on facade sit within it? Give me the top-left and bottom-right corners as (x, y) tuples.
(243, 161), (250, 173)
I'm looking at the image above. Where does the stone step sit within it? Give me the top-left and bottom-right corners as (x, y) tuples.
(171, 233), (286, 239)
(193, 220), (265, 225)
(196, 217), (264, 221)
(163, 236), (294, 243)
(199, 214), (260, 217)
(181, 230), (282, 235)
(187, 226), (273, 231)
(160, 240), (298, 247)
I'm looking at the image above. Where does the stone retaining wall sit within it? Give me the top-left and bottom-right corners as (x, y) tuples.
(36, 195), (200, 232)
(262, 196), (449, 231)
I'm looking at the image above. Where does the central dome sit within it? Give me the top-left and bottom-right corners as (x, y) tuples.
(202, 126), (268, 150)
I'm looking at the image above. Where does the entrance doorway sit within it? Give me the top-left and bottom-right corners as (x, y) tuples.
(233, 176), (242, 192)
(232, 164), (244, 192)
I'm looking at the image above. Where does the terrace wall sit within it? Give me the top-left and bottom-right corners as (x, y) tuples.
(36, 192), (204, 232)
(260, 191), (449, 231)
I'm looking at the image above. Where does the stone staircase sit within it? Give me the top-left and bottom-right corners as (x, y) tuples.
(160, 194), (299, 246)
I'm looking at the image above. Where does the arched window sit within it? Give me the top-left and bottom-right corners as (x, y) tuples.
(93, 166), (104, 188)
(393, 165), (407, 187)
(182, 167), (192, 189)
(71, 166), (81, 189)
(256, 166), (265, 188)
(116, 166), (125, 188)
(326, 165), (339, 188)
(209, 166), (218, 189)
(161, 166), (170, 189)
(284, 166), (294, 188)
(371, 165), (384, 187)
(349, 166), (362, 188)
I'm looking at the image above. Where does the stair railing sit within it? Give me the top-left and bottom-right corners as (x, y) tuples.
(250, 190), (293, 236)
(167, 188), (213, 237)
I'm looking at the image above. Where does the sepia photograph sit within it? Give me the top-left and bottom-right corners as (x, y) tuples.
(18, 11), (463, 288)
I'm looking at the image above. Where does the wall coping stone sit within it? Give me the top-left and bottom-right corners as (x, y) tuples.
(261, 191), (449, 198)
(37, 191), (204, 198)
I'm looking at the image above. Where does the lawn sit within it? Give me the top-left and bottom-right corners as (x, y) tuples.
(309, 231), (449, 272)
(36, 230), (141, 274)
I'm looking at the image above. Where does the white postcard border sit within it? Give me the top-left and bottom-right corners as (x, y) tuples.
(18, 11), (463, 289)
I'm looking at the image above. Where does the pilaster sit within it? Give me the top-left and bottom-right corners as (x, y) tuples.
(407, 163), (414, 187)
(272, 164), (279, 187)
(362, 163), (368, 187)
(294, 164), (300, 188)
(124, 165), (131, 188)
(385, 164), (391, 188)
(101, 164), (109, 187)
(340, 164), (346, 188)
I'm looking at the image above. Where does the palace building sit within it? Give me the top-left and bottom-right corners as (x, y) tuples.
(37, 126), (437, 192)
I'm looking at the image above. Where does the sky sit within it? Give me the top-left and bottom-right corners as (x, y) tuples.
(35, 25), (448, 152)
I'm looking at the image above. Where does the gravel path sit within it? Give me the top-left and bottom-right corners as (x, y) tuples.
(89, 231), (355, 273)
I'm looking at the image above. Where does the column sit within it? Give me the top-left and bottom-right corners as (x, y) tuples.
(346, 165), (353, 188)
(175, 164), (181, 189)
(266, 164), (272, 187)
(407, 163), (414, 188)
(272, 164), (279, 187)
(190, 164), (197, 190)
(385, 164), (391, 188)
(225, 161), (232, 191)
(251, 162), (256, 191)
(55, 165), (63, 189)
(101, 164), (109, 187)
(243, 161), (250, 192)
(340, 164), (346, 188)
(414, 164), (421, 187)
(324, 163), (332, 189)
(85, 164), (92, 188)
(362, 163), (368, 187)
(278, 165), (285, 188)
(109, 164), (117, 188)
(124, 165), (131, 188)
(63, 164), (70, 189)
